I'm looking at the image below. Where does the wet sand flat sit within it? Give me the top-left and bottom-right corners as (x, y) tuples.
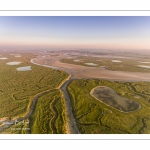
(50, 60), (85, 70)
(32, 56), (150, 81)
(81, 68), (150, 81)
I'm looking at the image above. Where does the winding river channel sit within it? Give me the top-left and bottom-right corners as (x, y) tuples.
(30, 59), (80, 134)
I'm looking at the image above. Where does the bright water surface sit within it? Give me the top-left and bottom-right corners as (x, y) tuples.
(17, 66), (32, 71)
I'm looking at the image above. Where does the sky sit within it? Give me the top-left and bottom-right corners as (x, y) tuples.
(0, 16), (150, 51)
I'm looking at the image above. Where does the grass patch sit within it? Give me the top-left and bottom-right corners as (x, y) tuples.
(67, 79), (150, 133)
(0, 52), (68, 121)
(30, 90), (66, 134)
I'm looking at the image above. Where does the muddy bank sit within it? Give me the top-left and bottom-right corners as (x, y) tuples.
(60, 79), (80, 134)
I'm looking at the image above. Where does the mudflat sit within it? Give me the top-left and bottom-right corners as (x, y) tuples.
(90, 86), (141, 112)
(33, 55), (150, 81)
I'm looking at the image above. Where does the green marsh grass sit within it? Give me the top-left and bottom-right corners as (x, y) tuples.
(0, 52), (69, 133)
(30, 90), (66, 134)
(67, 79), (150, 133)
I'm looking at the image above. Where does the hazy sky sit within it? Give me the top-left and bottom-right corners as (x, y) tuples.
(0, 16), (150, 51)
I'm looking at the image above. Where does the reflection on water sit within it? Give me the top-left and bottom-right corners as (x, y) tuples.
(0, 57), (8, 59)
(17, 66), (32, 71)
(111, 60), (122, 62)
(85, 63), (98, 66)
(138, 65), (150, 69)
(7, 62), (22, 65)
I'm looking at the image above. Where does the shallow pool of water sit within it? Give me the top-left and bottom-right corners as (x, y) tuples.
(85, 63), (98, 66)
(7, 62), (22, 65)
(17, 66), (32, 71)
(111, 60), (122, 62)
(0, 57), (8, 59)
(138, 65), (150, 69)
